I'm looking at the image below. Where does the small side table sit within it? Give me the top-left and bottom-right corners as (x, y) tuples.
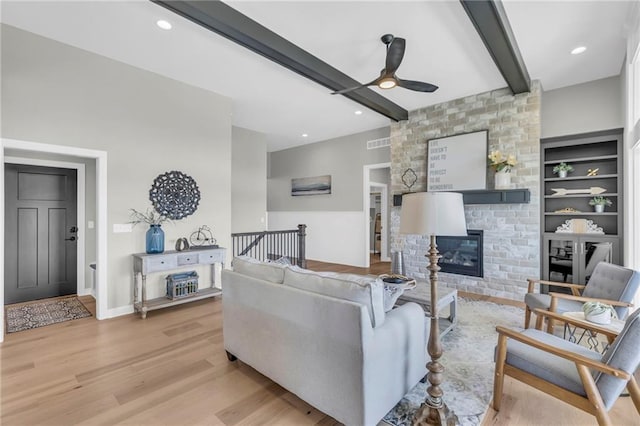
(396, 281), (458, 337)
(562, 311), (624, 353)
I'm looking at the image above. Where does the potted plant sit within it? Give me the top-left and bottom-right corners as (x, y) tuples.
(488, 151), (517, 189)
(582, 301), (617, 325)
(130, 208), (172, 254)
(552, 162), (574, 178)
(588, 196), (612, 213)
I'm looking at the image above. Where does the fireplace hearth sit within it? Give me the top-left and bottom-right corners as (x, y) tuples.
(437, 230), (483, 277)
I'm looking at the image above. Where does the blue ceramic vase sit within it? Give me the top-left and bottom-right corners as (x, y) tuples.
(146, 224), (165, 254)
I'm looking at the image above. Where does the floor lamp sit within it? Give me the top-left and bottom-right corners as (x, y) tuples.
(399, 192), (468, 426)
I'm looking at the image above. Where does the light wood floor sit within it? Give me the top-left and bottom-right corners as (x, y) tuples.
(1, 260), (637, 425)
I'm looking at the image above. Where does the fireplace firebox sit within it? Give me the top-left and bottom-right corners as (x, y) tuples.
(436, 230), (483, 278)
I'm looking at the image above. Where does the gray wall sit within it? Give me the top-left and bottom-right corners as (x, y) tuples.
(232, 126), (267, 233)
(268, 127), (390, 211)
(541, 76), (623, 138)
(2, 24), (233, 310)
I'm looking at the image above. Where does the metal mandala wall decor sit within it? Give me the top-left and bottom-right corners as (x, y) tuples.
(149, 171), (200, 220)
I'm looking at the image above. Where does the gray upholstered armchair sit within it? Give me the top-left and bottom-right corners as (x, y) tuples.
(493, 308), (640, 425)
(524, 262), (640, 332)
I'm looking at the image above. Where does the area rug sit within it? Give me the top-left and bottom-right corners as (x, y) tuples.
(382, 298), (525, 426)
(5, 297), (92, 333)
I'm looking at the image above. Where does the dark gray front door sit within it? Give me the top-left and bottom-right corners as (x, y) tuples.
(4, 164), (77, 304)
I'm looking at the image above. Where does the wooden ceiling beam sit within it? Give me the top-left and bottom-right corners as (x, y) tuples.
(151, 0), (408, 121)
(460, 0), (531, 94)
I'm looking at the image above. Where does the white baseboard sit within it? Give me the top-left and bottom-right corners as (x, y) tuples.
(105, 304), (135, 319)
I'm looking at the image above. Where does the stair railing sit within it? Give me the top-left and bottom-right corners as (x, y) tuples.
(231, 224), (306, 268)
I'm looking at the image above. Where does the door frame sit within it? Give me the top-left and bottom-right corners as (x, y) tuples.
(363, 162), (391, 267)
(369, 182), (389, 261)
(4, 157), (87, 297)
(1, 138), (108, 343)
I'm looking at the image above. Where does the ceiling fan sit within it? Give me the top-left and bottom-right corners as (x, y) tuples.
(332, 34), (438, 95)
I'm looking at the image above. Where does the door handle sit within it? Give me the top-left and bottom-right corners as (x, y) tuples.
(65, 236), (76, 241)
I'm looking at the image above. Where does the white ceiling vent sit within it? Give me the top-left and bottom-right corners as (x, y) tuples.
(367, 137), (390, 150)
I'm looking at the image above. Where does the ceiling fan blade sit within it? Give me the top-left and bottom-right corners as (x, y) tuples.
(385, 37), (405, 74)
(396, 78), (438, 92)
(331, 78), (380, 95)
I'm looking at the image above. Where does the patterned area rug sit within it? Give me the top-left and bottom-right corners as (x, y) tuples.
(6, 297), (92, 333)
(382, 298), (525, 426)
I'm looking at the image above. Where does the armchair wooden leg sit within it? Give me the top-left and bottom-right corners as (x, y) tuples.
(576, 364), (612, 426)
(627, 376), (640, 415)
(493, 334), (508, 411)
(524, 306), (531, 329)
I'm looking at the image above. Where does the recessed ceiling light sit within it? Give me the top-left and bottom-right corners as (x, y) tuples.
(571, 46), (586, 55)
(354, 110), (363, 115)
(302, 133), (308, 138)
(156, 20), (172, 30)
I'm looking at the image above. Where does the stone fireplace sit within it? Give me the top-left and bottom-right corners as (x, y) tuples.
(390, 83), (541, 302)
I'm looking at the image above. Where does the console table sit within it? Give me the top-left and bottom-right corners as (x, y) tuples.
(132, 247), (226, 318)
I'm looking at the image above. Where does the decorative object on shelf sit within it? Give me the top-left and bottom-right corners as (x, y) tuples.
(552, 162), (573, 178)
(550, 186), (606, 196)
(291, 175), (331, 196)
(175, 237), (190, 251)
(166, 271), (199, 300)
(494, 170), (511, 190)
(401, 168), (418, 191)
(427, 130), (488, 192)
(488, 150), (516, 190)
(399, 192), (467, 426)
(589, 196), (612, 213)
(555, 218), (604, 234)
(146, 225), (165, 254)
(582, 301), (617, 325)
(149, 170), (201, 220)
(587, 168), (599, 176)
(554, 207), (581, 213)
(189, 225), (218, 248)
(130, 208), (172, 254)
(488, 150), (517, 173)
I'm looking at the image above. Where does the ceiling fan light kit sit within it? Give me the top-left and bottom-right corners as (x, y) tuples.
(332, 34), (438, 95)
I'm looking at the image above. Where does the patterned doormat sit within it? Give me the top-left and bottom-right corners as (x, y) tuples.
(5, 297), (92, 333)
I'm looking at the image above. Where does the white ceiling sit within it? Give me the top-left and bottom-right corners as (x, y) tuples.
(0, 1), (634, 152)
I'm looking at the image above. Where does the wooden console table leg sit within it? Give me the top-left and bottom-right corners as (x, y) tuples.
(141, 274), (147, 319)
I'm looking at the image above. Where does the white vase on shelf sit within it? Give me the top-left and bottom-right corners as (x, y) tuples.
(494, 171), (511, 190)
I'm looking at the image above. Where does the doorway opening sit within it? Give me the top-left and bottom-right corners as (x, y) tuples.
(1, 138), (108, 343)
(363, 163), (391, 268)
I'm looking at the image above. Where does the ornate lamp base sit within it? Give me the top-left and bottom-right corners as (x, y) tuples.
(413, 399), (458, 426)
(412, 235), (458, 426)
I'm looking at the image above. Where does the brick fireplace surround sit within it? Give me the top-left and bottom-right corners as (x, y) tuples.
(390, 82), (541, 301)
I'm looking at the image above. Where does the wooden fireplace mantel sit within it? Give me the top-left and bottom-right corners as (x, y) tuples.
(393, 189), (531, 206)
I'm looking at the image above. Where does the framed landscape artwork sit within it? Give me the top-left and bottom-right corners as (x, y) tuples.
(427, 130), (488, 191)
(291, 175), (332, 196)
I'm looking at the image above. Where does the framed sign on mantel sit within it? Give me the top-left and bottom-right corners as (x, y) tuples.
(427, 130), (488, 192)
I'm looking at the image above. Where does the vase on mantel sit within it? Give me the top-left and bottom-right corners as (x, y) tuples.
(494, 171), (511, 190)
(146, 224), (165, 254)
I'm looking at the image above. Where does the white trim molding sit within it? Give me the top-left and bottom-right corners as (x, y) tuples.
(1, 138), (108, 344)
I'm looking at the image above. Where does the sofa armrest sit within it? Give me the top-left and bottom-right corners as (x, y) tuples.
(361, 302), (427, 424)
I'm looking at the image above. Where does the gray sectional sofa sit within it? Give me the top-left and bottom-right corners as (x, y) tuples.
(222, 256), (427, 426)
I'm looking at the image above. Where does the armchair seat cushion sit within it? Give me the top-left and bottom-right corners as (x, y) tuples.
(524, 293), (583, 313)
(504, 329), (600, 396)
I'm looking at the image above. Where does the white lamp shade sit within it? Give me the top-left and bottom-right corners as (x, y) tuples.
(399, 192), (467, 236)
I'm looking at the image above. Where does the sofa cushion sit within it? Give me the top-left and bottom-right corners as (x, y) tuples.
(283, 267), (385, 328)
(232, 256), (287, 284)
